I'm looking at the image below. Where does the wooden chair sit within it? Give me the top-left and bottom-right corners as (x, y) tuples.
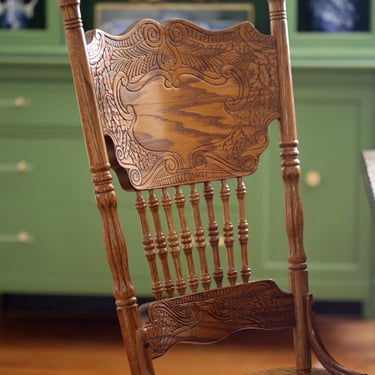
(58, 1), (366, 374)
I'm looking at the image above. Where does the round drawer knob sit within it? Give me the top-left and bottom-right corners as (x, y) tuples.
(16, 160), (27, 172)
(13, 97), (26, 108)
(305, 170), (321, 188)
(17, 231), (30, 243)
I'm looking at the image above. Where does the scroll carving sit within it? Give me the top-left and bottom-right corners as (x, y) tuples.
(86, 20), (280, 189)
(141, 280), (295, 358)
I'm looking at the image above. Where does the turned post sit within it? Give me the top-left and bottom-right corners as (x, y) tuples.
(58, 2), (143, 374)
(268, 0), (311, 372)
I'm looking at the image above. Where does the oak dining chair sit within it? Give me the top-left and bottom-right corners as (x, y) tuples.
(58, 0), (366, 374)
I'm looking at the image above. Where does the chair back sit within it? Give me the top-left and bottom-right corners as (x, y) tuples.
(58, 1), (358, 375)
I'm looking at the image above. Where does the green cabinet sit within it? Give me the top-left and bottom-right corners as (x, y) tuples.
(0, 69), (114, 295)
(0, 137), (110, 294)
(250, 70), (375, 318)
(0, 1), (65, 59)
(0, 1), (374, 317)
(248, 0), (375, 317)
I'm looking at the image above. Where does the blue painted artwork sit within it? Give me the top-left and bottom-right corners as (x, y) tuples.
(310, 0), (360, 32)
(0, 0), (39, 29)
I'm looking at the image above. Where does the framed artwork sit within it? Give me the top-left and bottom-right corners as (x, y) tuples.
(94, 3), (255, 34)
(0, 0), (46, 30)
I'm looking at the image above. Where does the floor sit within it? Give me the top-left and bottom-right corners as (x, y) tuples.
(0, 310), (373, 375)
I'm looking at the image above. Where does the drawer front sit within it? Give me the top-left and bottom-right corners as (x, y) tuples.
(0, 138), (111, 294)
(0, 81), (79, 128)
(0, 137), (148, 295)
(249, 77), (374, 304)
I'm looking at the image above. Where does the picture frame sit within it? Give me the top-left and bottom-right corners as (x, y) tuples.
(94, 3), (255, 35)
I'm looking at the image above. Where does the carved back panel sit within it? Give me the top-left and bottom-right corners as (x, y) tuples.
(86, 19), (280, 190)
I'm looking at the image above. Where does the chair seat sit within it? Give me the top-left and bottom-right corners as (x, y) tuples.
(246, 368), (328, 375)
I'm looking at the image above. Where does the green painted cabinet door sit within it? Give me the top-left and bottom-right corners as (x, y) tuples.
(0, 137), (112, 294)
(249, 70), (375, 317)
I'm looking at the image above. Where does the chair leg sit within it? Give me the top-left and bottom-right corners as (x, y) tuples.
(304, 294), (367, 375)
(136, 327), (156, 375)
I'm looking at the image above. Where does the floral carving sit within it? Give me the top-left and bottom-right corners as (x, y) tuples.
(86, 20), (280, 189)
(141, 280), (294, 358)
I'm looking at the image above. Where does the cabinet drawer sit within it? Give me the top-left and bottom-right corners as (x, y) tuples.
(0, 82), (79, 128)
(0, 137), (148, 294)
(0, 138), (108, 293)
